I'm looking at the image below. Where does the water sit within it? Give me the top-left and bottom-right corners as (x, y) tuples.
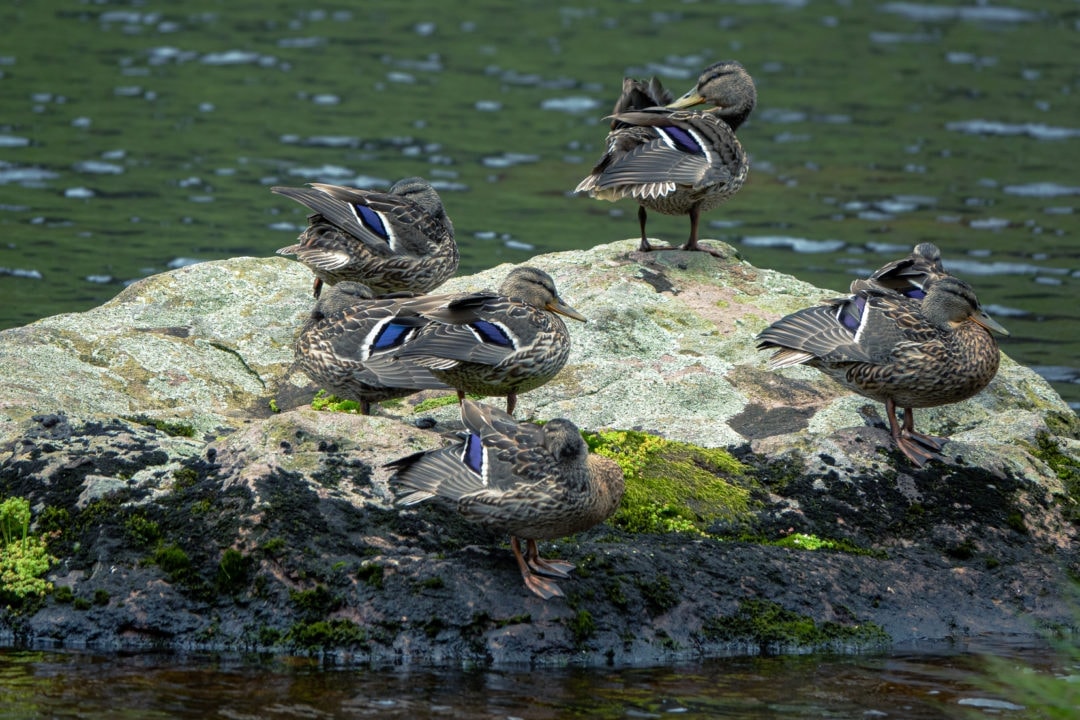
(0, 641), (1069, 719)
(0, 1), (1077, 408)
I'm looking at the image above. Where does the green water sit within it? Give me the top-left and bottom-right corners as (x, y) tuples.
(1, 1), (1077, 408)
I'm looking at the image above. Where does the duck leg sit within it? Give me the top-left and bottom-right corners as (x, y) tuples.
(901, 407), (946, 452)
(312, 277), (324, 298)
(680, 204), (724, 257)
(637, 205), (655, 252)
(885, 398), (938, 467)
(505, 392), (517, 416)
(510, 536), (564, 599)
(524, 538), (575, 578)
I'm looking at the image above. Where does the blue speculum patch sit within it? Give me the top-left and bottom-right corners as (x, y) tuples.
(372, 321), (412, 350)
(354, 204), (389, 241)
(838, 295), (867, 332)
(471, 320), (513, 346)
(463, 433), (484, 476)
(659, 125), (704, 155)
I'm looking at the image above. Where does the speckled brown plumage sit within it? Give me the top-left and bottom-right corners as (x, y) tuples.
(869, 242), (949, 299)
(574, 60), (756, 255)
(395, 266), (586, 415)
(386, 399), (625, 599)
(756, 268), (1008, 467)
(273, 177), (458, 298)
(294, 282), (448, 415)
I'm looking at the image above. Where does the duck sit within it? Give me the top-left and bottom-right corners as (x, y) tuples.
(574, 60), (757, 256)
(272, 177), (458, 298)
(395, 266), (586, 415)
(755, 273), (1008, 467)
(385, 399), (625, 599)
(868, 242), (949, 299)
(294, 281), (449, 415)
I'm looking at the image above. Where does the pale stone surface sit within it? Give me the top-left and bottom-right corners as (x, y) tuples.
(0, 239), (1073, 479)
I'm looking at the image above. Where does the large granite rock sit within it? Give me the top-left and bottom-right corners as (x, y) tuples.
(1, 240), (1077, 665)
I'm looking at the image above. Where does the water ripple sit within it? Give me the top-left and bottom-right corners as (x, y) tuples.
(1003, 183), (1080, 198)
(946, 259), (1070, 277)
(0, 135), (30, 148)
(201, 51), (276, 66)
(0, 267), (43, 280)
(880, 3), (1037, 23)
(946, 120), (1080, 140)
(741, 236), (846, 253)
(74, 161), (124, 175)
(0, 164), (59, 185)
(540, 97), (601, 113)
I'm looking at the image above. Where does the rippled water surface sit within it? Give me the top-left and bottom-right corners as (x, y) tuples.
(0, 1), (1078, 406)
(0, 641), (1072, 719)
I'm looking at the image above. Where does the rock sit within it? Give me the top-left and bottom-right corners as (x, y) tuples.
(1, 240), (1077, 666)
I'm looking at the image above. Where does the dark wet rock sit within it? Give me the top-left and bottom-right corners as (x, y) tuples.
(0, 241), (1077, 666)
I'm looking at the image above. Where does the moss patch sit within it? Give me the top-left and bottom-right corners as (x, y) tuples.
(583, 429), (751, 534)
(703, 599), (890, 653)
(123, 415), (196, 438)
(1029, 432), (1080, 524)
(285, 619), (367, 650)
(310, 390), (363, 414)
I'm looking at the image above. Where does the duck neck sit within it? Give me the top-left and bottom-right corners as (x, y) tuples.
(717, 104), (754, 132)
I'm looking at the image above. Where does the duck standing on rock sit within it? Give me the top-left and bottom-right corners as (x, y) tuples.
(294, 282), (449, 415)
(574, 60), (757, 256)
(755, 253), (1008, 467)
(394, 266), (586, 415)
(272, 177), (458, 298)
(386, 399), (625, 599)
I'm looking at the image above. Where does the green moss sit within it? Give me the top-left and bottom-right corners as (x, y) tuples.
(124, 415), (196, 438)
(1006, 511), (1029, 534)
(310, 390), (363, 414)
(260, 537), (286, 556)
(172, 466), (200, 491)
(289, 585), (340, 618)
(356, 563), (384, 590)
(286, 619), (367, 650)
(268, 398), (280, 413)
(93, 589), (110, 606)
(124, 514), (162, 548)
(152, 543), (193, 582)
(0, 496), (56, 607)
(53, 586), (74, 604)
(412, 395), (458, 413)
(36, 506), (70, 536)
(493, 613), (531, 628)
(215, 548), (253, 595)
(1029, 432), (1080, 524)
(947, 538), (978, 561)
(583, 429), (750, 534)
(568, 609), (596, 644)
(416, 576), (445, 591)
(1043, 411), (1080, 440)
(606, 578), (630, 609)
(767, 532), (880, 556)
(73, 597), (92, 611)
(703, 599), (890, 652)
(411, 393), (480, 414)
(638, 575), (680, 616)
(258, 627), (283, 646)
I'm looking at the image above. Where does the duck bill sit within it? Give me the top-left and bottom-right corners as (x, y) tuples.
(973, 311), (1009, 336)
(547, 299), (587, 323)
(666, 88), (707, 110)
